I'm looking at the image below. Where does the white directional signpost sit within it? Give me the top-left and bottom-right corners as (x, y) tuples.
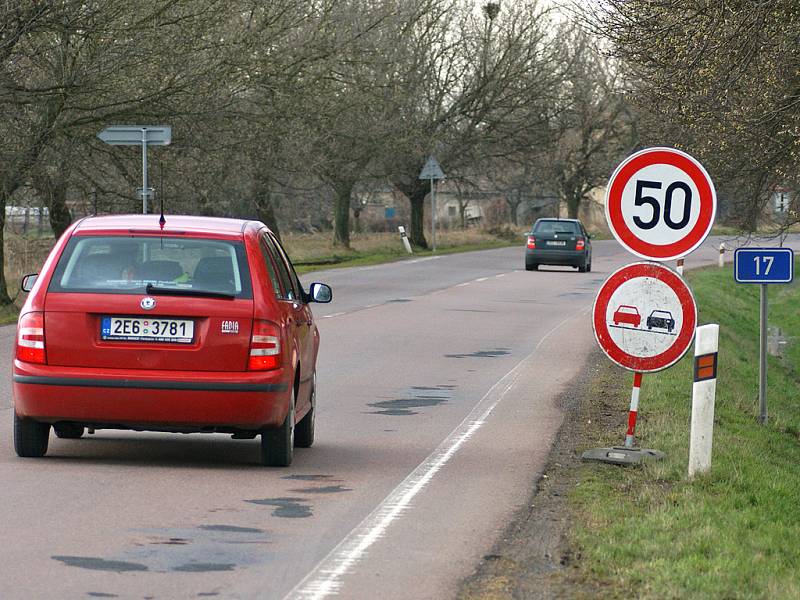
(98, 125), (172, 214)
(585, 147), (717, 465)
(418, 156), (445, 251)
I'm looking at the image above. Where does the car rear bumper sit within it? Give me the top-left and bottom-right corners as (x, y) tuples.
(525, 249), (586, 266)
(12, 360), (291, 430)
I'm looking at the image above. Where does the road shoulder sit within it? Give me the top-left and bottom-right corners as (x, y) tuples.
(458, 349), (618, 599)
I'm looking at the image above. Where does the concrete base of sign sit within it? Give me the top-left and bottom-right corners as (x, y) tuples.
(581, 446), (665, 465)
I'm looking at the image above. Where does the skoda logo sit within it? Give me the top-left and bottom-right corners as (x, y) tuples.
(140, 297), (156, 310)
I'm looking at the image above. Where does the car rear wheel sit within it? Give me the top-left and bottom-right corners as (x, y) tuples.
(525, 263), (538, 271)
(295, 373), (315, 448)
(54, 423), (85, 439)
(14, 412), (50, 458)
(260, 388), (295, 467)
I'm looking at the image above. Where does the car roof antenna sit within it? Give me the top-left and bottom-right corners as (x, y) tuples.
(159, 193), (166, 247)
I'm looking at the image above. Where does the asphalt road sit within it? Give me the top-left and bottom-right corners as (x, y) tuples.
(1, 234), (798, 600)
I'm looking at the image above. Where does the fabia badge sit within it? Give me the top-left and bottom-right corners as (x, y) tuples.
(140, 297), (156, 310)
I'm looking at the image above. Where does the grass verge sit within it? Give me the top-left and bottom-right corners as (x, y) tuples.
(566, 259), (800, 599)
(284, 228), (522, 274)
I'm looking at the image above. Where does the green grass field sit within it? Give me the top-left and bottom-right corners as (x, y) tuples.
(569, 260), (800, 599)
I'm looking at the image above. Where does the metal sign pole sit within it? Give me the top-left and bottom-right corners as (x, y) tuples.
(141, 128), (148, 214)
(430, 177), (437, 252)
(624, 372), (643, 448)
(759, 284), (768, 424)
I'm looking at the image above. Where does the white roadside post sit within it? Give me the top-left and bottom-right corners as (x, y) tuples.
(688, 324), (719, 477)
(676, 257), (685, 276)
(718, 243), (726, 268)
(398, 226), (413, 254)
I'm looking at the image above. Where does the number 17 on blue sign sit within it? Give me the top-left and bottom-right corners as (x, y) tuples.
(734, 248), (794, 284)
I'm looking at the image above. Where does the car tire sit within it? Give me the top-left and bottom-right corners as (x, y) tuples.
(578, 262), (587, 273)
(260, 388), (295, 467)
(295, 373), (315, 448)
(54, 423), (85, 439)
(586, 261), (592, 272)
(525, 263), (538, 271)
(14, 412), (50, 458)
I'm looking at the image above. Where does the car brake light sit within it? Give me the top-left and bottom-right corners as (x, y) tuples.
(576, 238), (585, 250)
(526, 236), (536, 249)
(248, 320), (281, 371)
(17, 312), (46, 364)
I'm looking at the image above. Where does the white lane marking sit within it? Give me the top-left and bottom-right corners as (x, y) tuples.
(475, 277), (488, 282)
(495, 273), (506, 278)
(284, 312), (580, 600)
(456, 282), (471, 287)
(321, 312), (347, 319)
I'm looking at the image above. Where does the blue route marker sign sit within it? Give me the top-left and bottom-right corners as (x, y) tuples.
(734, 247), (794, 284)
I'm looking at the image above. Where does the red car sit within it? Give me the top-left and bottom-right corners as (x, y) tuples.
(13, 215), (331, 467)
(612, 305), (641, 328)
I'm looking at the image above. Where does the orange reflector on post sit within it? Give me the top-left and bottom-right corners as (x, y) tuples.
(694, 353), (717, 382)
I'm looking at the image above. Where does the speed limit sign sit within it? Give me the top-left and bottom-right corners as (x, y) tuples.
(605, 147), (716, 261)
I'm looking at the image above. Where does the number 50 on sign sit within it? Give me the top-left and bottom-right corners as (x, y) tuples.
(605, 147), (717, 261)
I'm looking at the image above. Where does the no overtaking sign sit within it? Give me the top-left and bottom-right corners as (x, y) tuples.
(593, 262), (697, 373)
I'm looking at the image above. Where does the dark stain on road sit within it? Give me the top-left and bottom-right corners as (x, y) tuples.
(445, 348), (510, 359)
(387, 298), (411, 303)
(87, 593), (118, 598)
(198, 525), (264, 534)
(197, 594), (220, 598)
(281, 474), (333, 481)
(245, 497), (313, 518)
(289, 485), (352, 494)
(150, 537), (190, 545)
(172, 562), (235, 572)
(368, 396), (448, 416)
(52, 556), (148, 572)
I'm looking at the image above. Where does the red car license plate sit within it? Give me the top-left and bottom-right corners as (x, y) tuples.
(101, 317), (194, 343)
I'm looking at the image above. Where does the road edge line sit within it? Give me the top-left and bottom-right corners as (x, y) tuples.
(283, 310), (586, 600)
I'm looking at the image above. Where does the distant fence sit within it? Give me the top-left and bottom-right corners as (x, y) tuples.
(5, 206), (53, 236)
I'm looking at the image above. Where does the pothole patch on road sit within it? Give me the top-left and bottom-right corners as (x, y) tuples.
(198, 525), (265, 534)
(281, 474), (334, 482)
(367, 384), (456, 416)
(171, 562), (235, 572)
(288, 485), (352, 494)
(445, 347), (510, 359)
(52, 556), (149, 572)
(245, 497), (313, 518)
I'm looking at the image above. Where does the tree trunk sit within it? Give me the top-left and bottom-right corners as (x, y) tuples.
(252, 174), (281, 242)
(566, 194), (580, 219)
(48, 178), (72, 239)
(333, 179), (354, 248)
(395, 177), (429, 249)
(0, 189), (15, 305)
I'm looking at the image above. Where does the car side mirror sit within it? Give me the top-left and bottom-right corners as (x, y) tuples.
(309, 282), (332, 303)
(20, 273), (38, 292)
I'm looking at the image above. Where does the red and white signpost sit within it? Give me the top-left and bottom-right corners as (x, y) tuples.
(584, 147), (716, 465)
(590, 262), (698, 459)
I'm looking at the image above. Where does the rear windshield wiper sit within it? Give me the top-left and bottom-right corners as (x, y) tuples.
(145, 283), (236, 300)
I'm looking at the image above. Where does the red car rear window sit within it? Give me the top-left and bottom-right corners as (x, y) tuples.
(48, 236), (253, 298)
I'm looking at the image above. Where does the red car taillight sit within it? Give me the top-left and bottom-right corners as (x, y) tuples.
(16, 311), (46, 364)
(526, 236), (536, 249)
(576, 238), (585, 251)
(248, 320), (281, 371)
